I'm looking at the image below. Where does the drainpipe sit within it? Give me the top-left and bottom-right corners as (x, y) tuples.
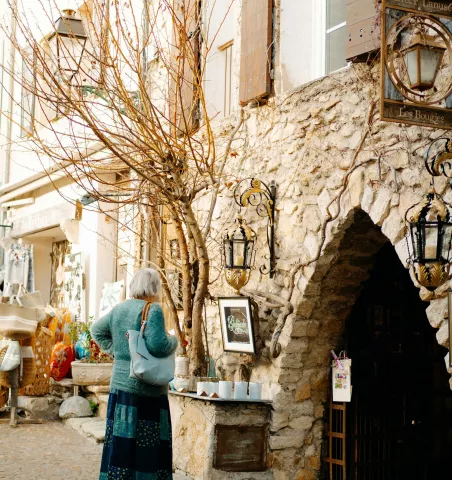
(4, 0), (18, 186)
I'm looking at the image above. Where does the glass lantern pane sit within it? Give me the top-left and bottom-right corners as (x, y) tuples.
(404, 48), (419, 87)
(224, 241), (233, 268)
(412, 224), (424, 260)
(420, 48), (443, 85)
(440, 224), (452, 261)
(424, 225), (438, 260)
(233, 242), (245, 267)
(244, 241), (255, 268)
(58, 35), (85, 75)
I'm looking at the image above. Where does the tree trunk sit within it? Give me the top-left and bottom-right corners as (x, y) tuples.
(183, 203), (208, 376)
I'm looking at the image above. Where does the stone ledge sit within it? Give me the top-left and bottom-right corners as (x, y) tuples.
(169, 390), (272, 404)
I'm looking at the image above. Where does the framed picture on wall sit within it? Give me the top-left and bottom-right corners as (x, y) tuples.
(218, 297), (255, 354)
(449, 290), (452, 367)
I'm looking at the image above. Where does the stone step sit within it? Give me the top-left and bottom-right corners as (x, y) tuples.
(63, 417), (106, 443)
(83, 386), (110, 419)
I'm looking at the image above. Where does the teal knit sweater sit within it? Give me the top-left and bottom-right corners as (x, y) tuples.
(90, 299), (178, 397)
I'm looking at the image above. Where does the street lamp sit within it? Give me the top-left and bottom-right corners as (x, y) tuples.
(405, 187), (452, 291)
(47, 9), (88, 81)
(401, 28), (446, 92)
(222, 217), (256, 293)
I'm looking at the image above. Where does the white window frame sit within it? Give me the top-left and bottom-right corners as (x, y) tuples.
(314, 0), (348, 77)
(20, 57), (36, 137)
(218, 39), (234, 118)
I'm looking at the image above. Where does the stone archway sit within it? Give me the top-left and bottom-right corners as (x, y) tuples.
(268, 206), (439, 479)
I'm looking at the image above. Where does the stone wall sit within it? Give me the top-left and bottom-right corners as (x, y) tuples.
(169, 393), (271, 479)
(188, 62), (452, 479)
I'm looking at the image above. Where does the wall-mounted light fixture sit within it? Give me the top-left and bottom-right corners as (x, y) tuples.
(401, 27), (446, 92)
(405, 186), (452, 291)
(233, 178), (276, 278)
(221, 217), (256, 293)
(47, 9), (88, 82)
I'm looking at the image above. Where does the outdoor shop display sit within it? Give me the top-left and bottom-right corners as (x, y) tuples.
(2, 243), (34, 298)
(0, 241), (48, 426)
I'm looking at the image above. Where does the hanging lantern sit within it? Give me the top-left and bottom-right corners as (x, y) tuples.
(222, 217), (256, 293)
(405, 187), (452, 290)
(47, 9), (88, 81)
(401, 28), (446, 92)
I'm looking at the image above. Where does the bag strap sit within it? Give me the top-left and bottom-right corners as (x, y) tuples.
(140, 302), (153, 333)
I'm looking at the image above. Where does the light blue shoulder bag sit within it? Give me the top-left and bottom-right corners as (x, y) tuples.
(127, 302), (175, 386)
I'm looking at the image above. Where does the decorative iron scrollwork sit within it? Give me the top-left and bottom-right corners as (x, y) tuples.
(234, 178), (277, 277)
(425, 137), (452, 178)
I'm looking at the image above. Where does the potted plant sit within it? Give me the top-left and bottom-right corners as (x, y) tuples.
(71, 319), (113, 386)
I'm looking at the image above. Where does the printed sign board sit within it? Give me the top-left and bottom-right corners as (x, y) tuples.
(381, 0), (452, 129)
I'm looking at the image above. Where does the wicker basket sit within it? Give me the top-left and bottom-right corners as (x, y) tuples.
(19, 327), (53, 396)
(0, 385), (7, 408)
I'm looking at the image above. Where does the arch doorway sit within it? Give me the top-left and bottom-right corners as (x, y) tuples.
(325, 243), (452, 479)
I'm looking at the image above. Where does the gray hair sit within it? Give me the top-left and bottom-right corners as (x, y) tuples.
(129, 268), (161, 299)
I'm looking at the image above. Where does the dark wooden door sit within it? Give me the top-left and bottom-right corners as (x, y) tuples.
(344, 244), (452, 479)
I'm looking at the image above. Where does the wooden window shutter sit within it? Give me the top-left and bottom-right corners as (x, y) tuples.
(239, 0), (272, 105)
(169, 0), (199, 135)
(346, 0), (381, 62)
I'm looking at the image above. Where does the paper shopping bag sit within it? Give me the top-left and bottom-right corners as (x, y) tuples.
(332, 358), (352, 402)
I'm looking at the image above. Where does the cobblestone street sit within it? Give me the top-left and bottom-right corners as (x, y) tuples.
(0, 422), (103, 480)
(0, 421), (189, 480)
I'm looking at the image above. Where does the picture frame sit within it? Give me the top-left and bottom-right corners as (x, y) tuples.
(218, 297), (255, 354)
(449, 290), (452, 367)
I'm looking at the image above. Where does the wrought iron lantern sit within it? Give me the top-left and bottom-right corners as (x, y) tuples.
(47, 9), (88, 81)
(222, 217), (256, 293)
(401, 28), (446, 92)
(405, 187), (452, 291)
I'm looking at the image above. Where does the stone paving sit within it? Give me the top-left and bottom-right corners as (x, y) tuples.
(0, 422), (103, 480)
(0, 421), (190, 480)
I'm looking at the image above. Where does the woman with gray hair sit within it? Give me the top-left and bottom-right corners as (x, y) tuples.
(91, 268), (178, 479)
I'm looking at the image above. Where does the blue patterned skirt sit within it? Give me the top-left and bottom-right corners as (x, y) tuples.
(99, 388), (173, 479)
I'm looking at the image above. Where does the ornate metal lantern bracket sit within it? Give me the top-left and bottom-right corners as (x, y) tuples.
(234, 178), (277, 278)
(425, 137), (452, 179)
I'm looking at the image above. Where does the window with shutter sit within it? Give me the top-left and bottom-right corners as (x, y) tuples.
(346, 0), (381, 62)
(239, 0), (272, 105)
